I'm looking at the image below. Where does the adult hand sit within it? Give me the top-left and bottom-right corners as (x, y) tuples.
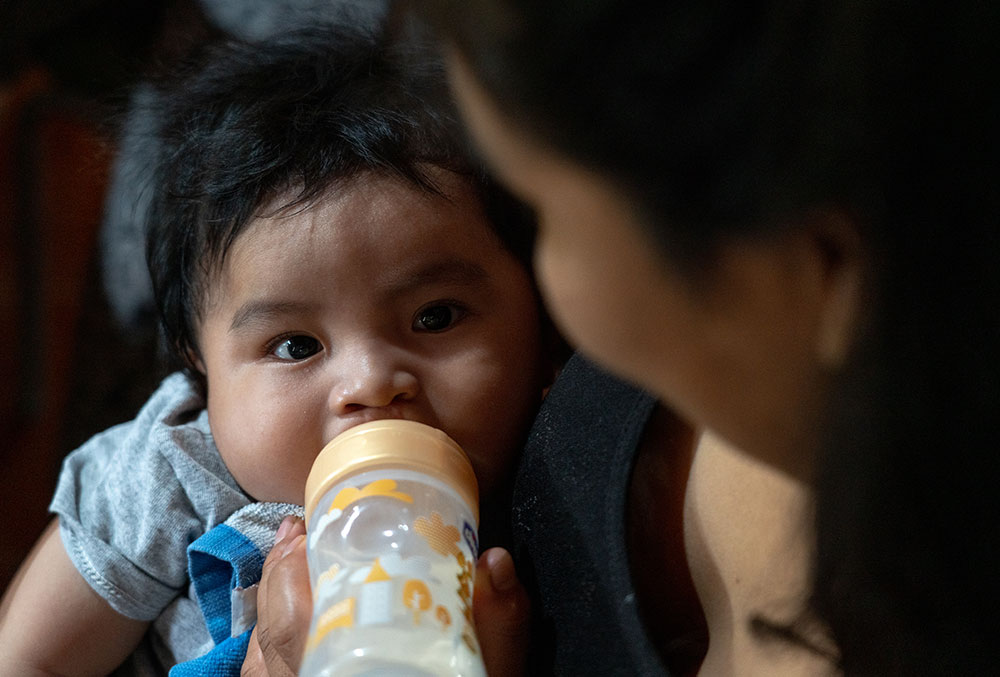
(473, 547), (532, 677)
(241, 517), (532, 676)
(242, 516), (310, 677)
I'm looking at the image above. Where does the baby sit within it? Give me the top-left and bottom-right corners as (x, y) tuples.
(0, 22), (555, 675)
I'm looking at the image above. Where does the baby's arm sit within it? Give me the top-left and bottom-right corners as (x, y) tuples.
(0, 519), (149, 676)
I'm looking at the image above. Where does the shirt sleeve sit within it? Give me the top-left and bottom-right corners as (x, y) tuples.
(50, 373), (250, 621)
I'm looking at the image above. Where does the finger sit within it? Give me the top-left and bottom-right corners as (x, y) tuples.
(241, 626), (266, 677)
(474, 547), (531, 677)
(254, 517), (311, 676)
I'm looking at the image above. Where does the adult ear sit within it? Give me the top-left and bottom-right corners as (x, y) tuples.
(808, 211), (866, 370)
(707, 207), (867, 374)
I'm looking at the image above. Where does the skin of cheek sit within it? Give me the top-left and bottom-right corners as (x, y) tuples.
(442, 352), (542, 498)
(418, 300), (545, 495)
(530, 182), (692, 400)
(206, 367), (326, 504)
(436, 269), (549, 497)
(536, 200), (831, 472)
(208, 359), (539, 505)
(204, 322), (545, 505)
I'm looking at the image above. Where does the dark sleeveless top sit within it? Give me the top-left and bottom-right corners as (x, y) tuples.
(512, 353), (670, 675)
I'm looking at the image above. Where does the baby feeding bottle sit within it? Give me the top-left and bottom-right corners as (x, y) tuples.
(300, 419), (487, 677)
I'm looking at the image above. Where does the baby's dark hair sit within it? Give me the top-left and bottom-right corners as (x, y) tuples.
(142, 19), (536, 390)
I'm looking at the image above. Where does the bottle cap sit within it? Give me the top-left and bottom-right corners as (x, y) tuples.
(304, 419), (479, 524)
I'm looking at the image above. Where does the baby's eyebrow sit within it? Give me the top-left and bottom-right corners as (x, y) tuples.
(384, 259), (490, 296)
(229, 300), (314, 333)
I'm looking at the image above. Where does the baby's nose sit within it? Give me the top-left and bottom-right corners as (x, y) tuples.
(327, 345), (419, 414)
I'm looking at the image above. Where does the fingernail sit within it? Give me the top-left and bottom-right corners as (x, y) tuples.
(276, 515), (295, 542)
(486, 548), (518, 592)
(281, 534), (305, 559)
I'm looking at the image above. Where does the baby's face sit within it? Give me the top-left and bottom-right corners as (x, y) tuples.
(195, 170), (547, 504)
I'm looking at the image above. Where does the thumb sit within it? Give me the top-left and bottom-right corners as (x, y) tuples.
(474, 547), (531, 677)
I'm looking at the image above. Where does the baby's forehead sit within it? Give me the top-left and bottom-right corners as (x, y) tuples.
(256, 167), (491, 232)
(199, 169), (512, 305)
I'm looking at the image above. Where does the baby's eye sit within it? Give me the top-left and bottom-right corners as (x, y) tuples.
(413, 303), (465, 332)
(271, 335), (322, 361)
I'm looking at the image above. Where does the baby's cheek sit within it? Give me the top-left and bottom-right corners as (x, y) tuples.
(462, 429), (522, 500)
(213, 431), (258, 492)
(210, 420), (275, 501)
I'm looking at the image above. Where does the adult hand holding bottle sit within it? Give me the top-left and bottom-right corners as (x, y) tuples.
(241, 516), (530, 676)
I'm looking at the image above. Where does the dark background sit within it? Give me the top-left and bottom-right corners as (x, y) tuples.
(0, 0), (184, 594)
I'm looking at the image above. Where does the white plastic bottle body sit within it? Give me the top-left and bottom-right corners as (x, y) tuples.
(300, 467), (486, 677)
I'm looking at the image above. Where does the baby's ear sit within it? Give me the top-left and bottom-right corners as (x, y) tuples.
(187, 346), (207, 375)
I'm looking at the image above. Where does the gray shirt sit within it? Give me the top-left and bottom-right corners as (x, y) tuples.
(50, 372), (252, 668)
